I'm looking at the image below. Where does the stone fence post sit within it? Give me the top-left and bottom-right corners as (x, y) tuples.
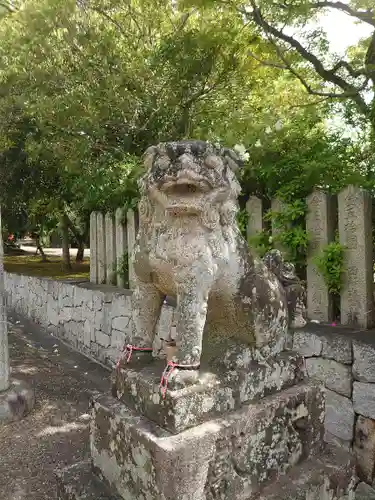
(105, 212), (116, 285)
(246, 196), (263, 240)
(127, 209), (137, 289)
(89, 211), (98, 284)
(306, 191), (335, 322)
(115, 208), (128, 288)
(96, 212), (106, 285)
(338, 186), (374, 329)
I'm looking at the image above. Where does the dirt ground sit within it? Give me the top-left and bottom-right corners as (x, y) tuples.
(0, 313), (111, 500)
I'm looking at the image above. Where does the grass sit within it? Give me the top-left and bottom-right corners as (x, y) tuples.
(4, 254), (90, 280)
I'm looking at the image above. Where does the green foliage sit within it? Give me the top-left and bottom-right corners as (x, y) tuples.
(265, 200), (309, 270)
(314, 239), (346, 296)
(116, 252), (129, 289)
(0, 0), (373, 260)
(248, 230), (273, 258)
(236, 208), (249, 239)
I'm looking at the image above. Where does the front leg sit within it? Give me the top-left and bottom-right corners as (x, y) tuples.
(174, 272), (213, 366)
(131, 278), (165, 349)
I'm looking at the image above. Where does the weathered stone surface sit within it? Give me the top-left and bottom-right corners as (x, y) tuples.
(113, 347), (305, 434)
(90, 394), (215, 500)
(91, 383), (324, 500)
(96, 212), (107, 285)
(55, 461), (121, 500)
(353, 341), (375, 383)
(293, 330), (322, 357)
(353, 383), (375, 419)
(356, 482), (375, 500)
(0, 377), (35, 425)
(89, 211), (98, 284)
(115, 207), (127, 289)
(305, 358), (352, 397)
(126, 208), (137, 289)
(306, 191), (335, 323)
(321, 333), (352, 365)
(105, 212), (117, 285)
(338, 186), (374, 329)
(324, 430), (351, 451)
(257, 445), (356, 500)
(132, 140), (288, 368)
(354, 416), (375, 483)
(325, 390), (354, 442)
(246, 195), (263, 239)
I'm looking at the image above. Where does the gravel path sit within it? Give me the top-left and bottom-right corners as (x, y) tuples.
(0, 313), (110, 500)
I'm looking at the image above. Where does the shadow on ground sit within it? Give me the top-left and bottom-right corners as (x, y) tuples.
(0, 313), (111, 500)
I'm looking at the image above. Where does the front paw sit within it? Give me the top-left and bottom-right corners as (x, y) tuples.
(167, 367), (200, 390)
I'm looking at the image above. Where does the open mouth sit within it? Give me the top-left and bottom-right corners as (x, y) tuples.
(161, 179), (211, 197)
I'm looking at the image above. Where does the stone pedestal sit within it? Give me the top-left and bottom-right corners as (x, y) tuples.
(56, 343), (356, 500)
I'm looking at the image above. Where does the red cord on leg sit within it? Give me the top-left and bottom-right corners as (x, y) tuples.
(159, 361), (200, 399)
(116, 344), (153, 368)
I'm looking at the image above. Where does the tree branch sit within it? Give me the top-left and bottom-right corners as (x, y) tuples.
(248, 50), (289, 69)
(0, 2), (15, 13)
(330, 60), (369, 78)
(308, 2), (375, 27)
(88, 6), (129, 37)
(249, 1), (371, 117)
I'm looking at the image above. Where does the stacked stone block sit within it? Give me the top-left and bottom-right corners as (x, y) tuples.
(293, 323), (375, 494)
(4, 272), (176, 368)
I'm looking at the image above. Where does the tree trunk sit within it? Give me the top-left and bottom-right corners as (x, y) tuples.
(60, 213), (72, 271)
(0, 206), (9, 392)
(35, 235), (48, 262)
(76, 240), (84, 263)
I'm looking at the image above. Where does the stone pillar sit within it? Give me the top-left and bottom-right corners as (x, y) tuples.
(306, 191), (335, 323)
(105, 212), (116, 285)
(338, 185), (374, 328)
(271, 198), (286, 253)
(246, 196), (263, 240)
(96, 212), (106, 285)
(115, 208), (128, 288)
(89, 212), (98, 284)
(0, 207), (9, 392)
(126, 208), (137, 289)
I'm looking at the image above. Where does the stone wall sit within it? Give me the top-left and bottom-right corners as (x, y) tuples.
(293, 323), (375, 486)
(4, 273), (175, 368)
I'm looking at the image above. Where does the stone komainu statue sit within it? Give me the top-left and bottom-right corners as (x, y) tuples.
(125, 140), (303, 374)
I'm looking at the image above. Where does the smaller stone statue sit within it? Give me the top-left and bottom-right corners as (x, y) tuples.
(263, 249), (307, 329)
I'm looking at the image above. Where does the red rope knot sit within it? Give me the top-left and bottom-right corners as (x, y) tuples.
(116, 344), (153, 368)
(159, 361), (200, 399)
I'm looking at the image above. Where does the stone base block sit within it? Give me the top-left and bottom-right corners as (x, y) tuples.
(0, 377), (35, 424)
(257, 445), (356, 500)
(55, 461), (121, 500)
(56, 444), (355, 500)
(90, 382), (324, 500)
(112, 348), (305, 434)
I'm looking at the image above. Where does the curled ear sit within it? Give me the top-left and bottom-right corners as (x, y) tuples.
(223, 148), (243, 172)
(142, 146), (158, 171)
(138, 196), (153, 226)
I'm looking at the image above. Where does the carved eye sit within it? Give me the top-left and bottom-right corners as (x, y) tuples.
(205, 155), (221, 169)
(155, 155), (171, 170)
